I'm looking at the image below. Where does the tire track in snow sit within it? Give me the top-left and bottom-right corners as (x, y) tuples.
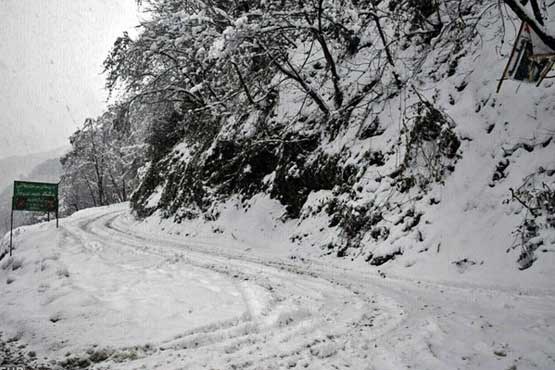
(60, 208), (403, 369)
(59, 206), (555, 370)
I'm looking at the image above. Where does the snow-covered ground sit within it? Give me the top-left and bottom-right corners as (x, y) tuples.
(0, 203), (554, 369)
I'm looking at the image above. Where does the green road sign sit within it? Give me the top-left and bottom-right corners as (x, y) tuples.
(12, 181), (58, 213)
(14, 181), (58, 198)
(9, 181), (60, 256)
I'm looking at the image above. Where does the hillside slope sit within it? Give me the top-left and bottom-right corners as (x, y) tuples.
(121, 1), (555, 277)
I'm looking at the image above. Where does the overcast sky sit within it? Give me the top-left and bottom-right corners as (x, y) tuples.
(0, 0), (139, 159)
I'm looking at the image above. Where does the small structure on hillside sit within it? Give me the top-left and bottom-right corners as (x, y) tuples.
(497, 21), (555, 92)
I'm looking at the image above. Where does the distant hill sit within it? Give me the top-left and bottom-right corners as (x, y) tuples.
(0, 147), (67, 191)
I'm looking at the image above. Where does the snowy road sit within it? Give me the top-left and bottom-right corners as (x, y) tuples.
(1, 204), (554, 369)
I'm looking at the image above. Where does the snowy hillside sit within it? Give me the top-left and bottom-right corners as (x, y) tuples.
(104, 0), (555, 274)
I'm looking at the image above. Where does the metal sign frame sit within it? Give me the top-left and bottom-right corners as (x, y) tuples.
(9, 181), (59, 256)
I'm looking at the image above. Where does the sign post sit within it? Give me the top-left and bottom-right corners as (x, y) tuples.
(9, 208), (13, 257)
(9, 181), (59, 256)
